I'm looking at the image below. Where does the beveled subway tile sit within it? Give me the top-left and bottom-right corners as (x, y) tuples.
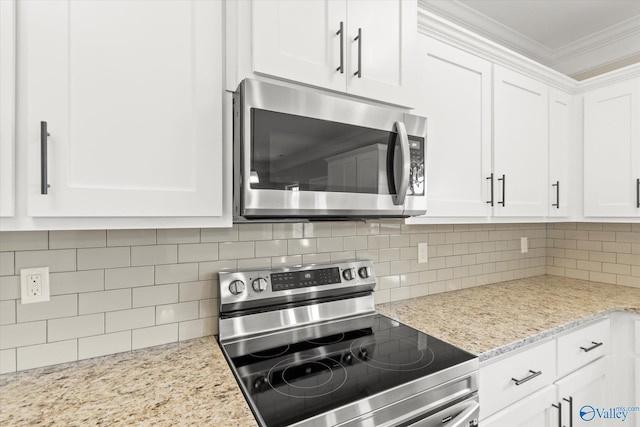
(49, 230), (106, 249)
(17, 295), (77, 322)
(50, 270), (104, 295)
(0, 349), (16, 374)
(132, 284), (178, 308)
(155, 263), (199, 285)
(0, 231), (48, 252)
(157, 229), (200, 244)
(0, 300), (15, 325)
(178, 243), (218, 263)
(105, 266), (153, 290)
(179, 280), (217, 302)
(15, 249), (76, 273)
(238, 224), (273, 241)
(179, 318), (216, 341)
(107, 229), (156, 247)
(156, 301), (199, 325)
(48, 313), (104, 342)
(17, 340), (76, 371)
(237, 258), (272, 270)
(287, 239), (317, 255)
(255, 240), (287, 258)
(201, 226), (239, 243)
(219, 242), (254, 260)
(132, 324), (178, 350)
(272, 223), (303, 239)
(0, 276), (19, 300)
(0, 252), (14, 276)
(303, 223), (331, 238)
(77, 247), (130, 270)
(79, 331), (131, 360)
(106, 307), (155, 333)
(131, 245), (177, 266)
(79, 289), (130, 315)
(0, 321), (46, 350)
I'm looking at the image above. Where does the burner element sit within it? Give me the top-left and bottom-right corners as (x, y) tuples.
(350, 334), (435, 371)
(306, 332), (345, 345)
(247, 344), (290, 359)
(267, 355), (348, 399)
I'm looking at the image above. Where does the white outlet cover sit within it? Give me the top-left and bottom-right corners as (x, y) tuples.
(520, 237), (528, 254)
(20, 267), (50, 304)
(418, 242), (428, 264)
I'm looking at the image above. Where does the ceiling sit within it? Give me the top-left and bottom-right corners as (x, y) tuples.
(420, 0), (640, 80)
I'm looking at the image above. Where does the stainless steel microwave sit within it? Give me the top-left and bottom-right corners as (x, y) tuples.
(233, 79), (427, 220)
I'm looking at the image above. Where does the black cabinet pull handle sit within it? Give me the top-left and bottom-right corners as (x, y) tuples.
(498, 174), (505, 206)
(40, 121), (50, 195)
(486, 173), (494, 206)
(354, 28), (362, 78)
(636, 178), (639, 208)
(580, 341), (603, 352)
(552, 402), (562, 427)
(511, 369), (541, 385)
(552, 181), (560, 208)
(336, 22), (344, 73)
(563, 396), (573, 427)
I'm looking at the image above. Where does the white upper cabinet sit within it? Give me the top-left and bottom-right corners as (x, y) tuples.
(252, 0), (346, 93)
(0, 0), (16, 217)
(248, 0), (416, 107)
(23, 0), (224, 218)
(493, 65), (549, 217)
(548, 89), (573, 218)
(414, 36), (492, 217)
(584, 78), (640, 218)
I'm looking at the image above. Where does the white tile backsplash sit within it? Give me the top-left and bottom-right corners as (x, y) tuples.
(0, 221), (589, 373)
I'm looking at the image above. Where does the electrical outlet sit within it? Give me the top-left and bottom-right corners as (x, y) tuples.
(418, 242), (428, 264)
(520, 237), (528, 254)
(20, 267), (50, 304)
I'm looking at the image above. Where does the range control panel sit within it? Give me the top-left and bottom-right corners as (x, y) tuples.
(271, 267), (341, 291)
(218, 260), (376, 312)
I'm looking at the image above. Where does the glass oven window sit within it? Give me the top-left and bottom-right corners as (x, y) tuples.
(251, 109), (399, 195)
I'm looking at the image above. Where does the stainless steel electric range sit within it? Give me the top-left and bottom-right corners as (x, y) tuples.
(217, 260), (479, 427)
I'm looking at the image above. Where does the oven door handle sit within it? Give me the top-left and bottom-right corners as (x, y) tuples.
(392, 121), (410, 206)
(445, 401), (480, 427)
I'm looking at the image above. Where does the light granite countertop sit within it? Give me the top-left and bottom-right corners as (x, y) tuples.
(378, 275), (640, 361)
(1, 275), (639, 425)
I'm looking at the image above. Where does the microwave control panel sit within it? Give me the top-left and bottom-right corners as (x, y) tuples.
(409, 137), (425, 196)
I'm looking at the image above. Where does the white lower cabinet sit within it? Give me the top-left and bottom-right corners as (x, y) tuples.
(555, 357), (609, 427)
(482, 385), (556, 427)
(480, 318), (613, 427)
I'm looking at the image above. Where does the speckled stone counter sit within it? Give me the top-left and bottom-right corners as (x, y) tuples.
(1, 276), (639, 426)
(378, 275), (640, 361)
(0, 336), (257, 426)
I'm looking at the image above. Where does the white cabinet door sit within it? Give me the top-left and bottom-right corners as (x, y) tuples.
(345, 0), (416, 106)
(414, 36), (492, 217)
(548, 89), (572, 218)
(584, 78), (640, 217)
(251, 0), (346, 93)
(482, 385), (556, 427)
(24, 0), (223, 217)
(555, 357), (610, 427)
(493, 65), (549, 217)
(0, 0), (15, 217)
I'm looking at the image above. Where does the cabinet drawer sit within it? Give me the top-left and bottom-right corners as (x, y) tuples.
(480, 339), (556, 419)
(557, 317), (610, 377)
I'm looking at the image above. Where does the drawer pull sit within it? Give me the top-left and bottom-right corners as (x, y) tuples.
(580, 341), (603, 352)
(511, 369), (542, 386)
(552, 402), (562, 427)
(563, 396), (573, 427)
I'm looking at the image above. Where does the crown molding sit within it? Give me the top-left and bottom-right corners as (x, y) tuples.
(574, 62), (640, 93)
(417, 7), (578, 92)
(419, 0), (640, 78)
(418, 0), (551, 63)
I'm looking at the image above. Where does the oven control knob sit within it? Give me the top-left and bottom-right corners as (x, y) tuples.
(252, 278), (268, 293)
(253, 375), (269, 391)
(342, 268), (355, 281)
(229, 280), (246, 296)
(343, 353), (354, 365)
(358, 266), (371, 279)
(359, 348), (369, 361)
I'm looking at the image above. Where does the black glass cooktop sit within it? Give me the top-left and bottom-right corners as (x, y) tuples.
(221, 314), (476, 427)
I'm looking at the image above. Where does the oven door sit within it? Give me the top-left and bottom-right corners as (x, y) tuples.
(234, 79), (427, 219)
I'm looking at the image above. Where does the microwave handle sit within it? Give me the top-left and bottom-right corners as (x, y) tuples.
(393, 121), (410, 205)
